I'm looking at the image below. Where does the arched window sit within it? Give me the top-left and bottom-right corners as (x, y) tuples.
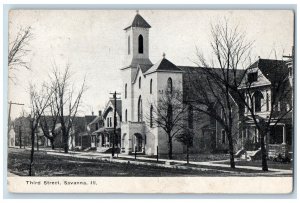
(125, 83), (127, 99)
(150, 105), (153, 128)
(139, 77), (141, 89)
(150, 79), (152, 94)
(128, 36), (130, 55)
(254, 91), (264, 112)
(167, 77), (173, 94)
(266, 92), (270, 111)
(125, 109), (128, 122)
(188, 105), (193, 129)
(138, 96), (143, 122)
(138, 35), (143, 54)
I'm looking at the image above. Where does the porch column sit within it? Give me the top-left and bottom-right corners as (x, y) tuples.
(282, 124), (286, 144)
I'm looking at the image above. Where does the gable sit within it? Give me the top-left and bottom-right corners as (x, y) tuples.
(239, 67), (271, 89)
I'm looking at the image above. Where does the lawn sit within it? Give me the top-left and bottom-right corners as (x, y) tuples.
(217, 160), (293, 170)
(147, 153), (229, 162)
(7, 148), (292, 177)
(7, 148), (223, 177)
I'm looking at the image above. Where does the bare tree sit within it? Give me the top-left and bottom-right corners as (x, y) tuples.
(28, 83), (53, 176)
(8, 26), (33, 81)
(146, 88), (186, 160)
(188, 19), (252, 168)
(39, 101), (60, 150)
(50, 63), (86, 153)
(194, 19), (292, 171)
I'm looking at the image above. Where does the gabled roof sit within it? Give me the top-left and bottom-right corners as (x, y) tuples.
(88, 116), (103, 126)
(144, 58), (183, 75)
(131, 63), (154, 84)
(124, 13), (151, 30)
(103, 99), (122, 119)
(249, 59), (289, 84)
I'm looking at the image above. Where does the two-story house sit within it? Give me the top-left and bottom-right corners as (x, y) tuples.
(238, 58), (293, 157)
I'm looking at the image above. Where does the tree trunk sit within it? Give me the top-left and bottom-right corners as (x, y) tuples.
(227, 132), (235, 169)
(187, 145), (189, 164)
(260, 130), (268, 171)
(29, 122), (35, 176)
(62, 128), (69, 153)
(168, 135), (173, 160)
(36, 134), (39, 151)
(50, 138), (55, 150)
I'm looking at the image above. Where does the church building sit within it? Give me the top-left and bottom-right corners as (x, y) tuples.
(120, 12), (210, 155)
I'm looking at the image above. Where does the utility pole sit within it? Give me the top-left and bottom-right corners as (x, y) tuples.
(8, 101), (24, 147)
(109, 91), (121, 157)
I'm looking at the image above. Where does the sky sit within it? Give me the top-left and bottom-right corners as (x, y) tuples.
(8, 10), (294, 119)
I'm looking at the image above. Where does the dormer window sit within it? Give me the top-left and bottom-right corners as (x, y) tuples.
(248, 72), (258, 83)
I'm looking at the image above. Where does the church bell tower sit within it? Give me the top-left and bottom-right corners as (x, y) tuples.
(124, 11), (152, 67)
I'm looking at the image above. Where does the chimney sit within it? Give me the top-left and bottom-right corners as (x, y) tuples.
(92, 111), (94, 116)
(99, 110), (102, 117)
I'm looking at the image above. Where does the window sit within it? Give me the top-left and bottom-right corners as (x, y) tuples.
(138, 96), (143, 122)
(109, 117), (112, 127)
(138, 35), (143, 54)
(248, 72), (258, 83)
(150, 79), (152, 94)
(246, 96), (249, 113)
(167, 77), (172, 94)
(221, 130), (226, 144)
(266, 92), (270, 111)
(150, 105), (153, 128)
(128, 36), (130, 55)
(188, 105), (193, 129)
(139, 77), (141, 89)
(125, 109), (127, 122)
(254, 91), (263, 112)
(125, 83), (127, 99)
(107, 118), (109, 127)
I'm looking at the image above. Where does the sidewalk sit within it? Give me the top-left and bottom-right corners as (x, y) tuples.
(35, 148), (292, 176)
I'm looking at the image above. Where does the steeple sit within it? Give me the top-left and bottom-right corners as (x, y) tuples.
(124, 12), (152, 67)
(124, 11), (151, 30)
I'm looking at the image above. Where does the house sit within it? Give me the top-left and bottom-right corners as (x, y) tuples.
(87, 111), (104, 149)
(13, 116), (31, 148)
(94, 99), (122, 152)
(238, 59), (293, 157)
(36, 115), (96, 150)
(8, 127), (16, 147)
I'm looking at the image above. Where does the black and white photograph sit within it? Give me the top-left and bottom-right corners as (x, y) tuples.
(6, 9), (294, 193)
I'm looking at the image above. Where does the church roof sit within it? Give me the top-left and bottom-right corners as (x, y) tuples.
(144, 58), (183, 75)
(124, 13), (151, 30)
(130, 58), (153, 67)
